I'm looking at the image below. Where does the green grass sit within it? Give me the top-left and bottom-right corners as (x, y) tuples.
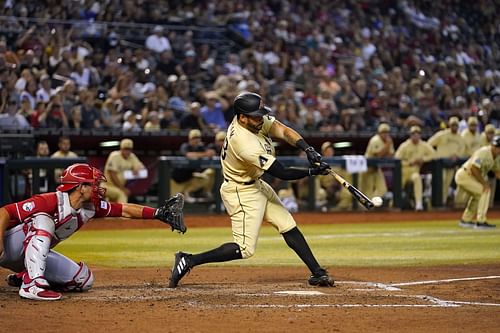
(54, 220), (500, 268)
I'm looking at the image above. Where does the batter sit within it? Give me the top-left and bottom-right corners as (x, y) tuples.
(169, 92), (334, 288)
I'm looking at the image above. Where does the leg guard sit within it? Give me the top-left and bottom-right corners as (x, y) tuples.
(24, 213), (55, 283)
(61, 262), (94, 292)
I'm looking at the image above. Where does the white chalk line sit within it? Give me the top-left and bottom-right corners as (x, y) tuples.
(70, 275), (500, 307)
(390, 275), (500, 287)
(337, 281), (401, 291)
(259, 229), (489, 241)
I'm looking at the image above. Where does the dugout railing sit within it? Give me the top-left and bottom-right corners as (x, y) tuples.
(0, 157), (87, 205)
(1, 157), (471, 212)
(157, 156), (403, 213)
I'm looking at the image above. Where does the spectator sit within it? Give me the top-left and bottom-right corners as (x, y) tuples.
(51, 135), (79, 181)
(103, 138), (146, 203)
(35, 74), (51, 103)
(180, 101), (208, 130)
(145, 25), (171, 54)
(0, 96), (30, 130)
(122, 110), (141, 132)
(144, 110), (161, 132)
(201, 91), (228, 132)
(34, 140), (50, 193)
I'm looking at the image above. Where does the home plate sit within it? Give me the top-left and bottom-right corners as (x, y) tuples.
(274, 291), (325, 296)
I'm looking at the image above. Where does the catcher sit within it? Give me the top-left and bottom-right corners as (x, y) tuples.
(0, 163), (186, 301)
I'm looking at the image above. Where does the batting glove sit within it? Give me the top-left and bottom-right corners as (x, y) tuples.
(309, 162), (330, 176)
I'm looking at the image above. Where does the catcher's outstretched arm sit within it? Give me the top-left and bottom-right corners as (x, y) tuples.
(120, 196), (186, 234)
(121, 203), (153, 218)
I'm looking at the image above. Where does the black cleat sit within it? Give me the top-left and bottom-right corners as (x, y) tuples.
(308, 268), (335, 287)
(474, 222), (496, 230)
(6, 273), (23, 288)
(169, 252), (192, 288)
(459, 220), (475, 228)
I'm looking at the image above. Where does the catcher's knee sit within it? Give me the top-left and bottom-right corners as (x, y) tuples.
(31, 213), (56, 234)
(64, 262), (94, 291)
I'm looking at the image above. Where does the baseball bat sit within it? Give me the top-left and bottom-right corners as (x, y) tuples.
(326, 168), (375, 210)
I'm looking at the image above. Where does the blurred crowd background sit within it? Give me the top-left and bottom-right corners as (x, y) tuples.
(1, 0), (500, 212)
(0, 0), (499, 136)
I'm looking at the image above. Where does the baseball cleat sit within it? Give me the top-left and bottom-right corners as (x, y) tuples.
(474, 222), (496, 230)
(19, 275), (61, 301)
(169, 251), (192, 288)
(308, 268), (335, 287)
(6, 271), (24, 287)
(458, 220), (475, 228)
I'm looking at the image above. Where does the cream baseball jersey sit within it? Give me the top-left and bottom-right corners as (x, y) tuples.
(221, 115), (276, 183)
(463, 146), (500, 180)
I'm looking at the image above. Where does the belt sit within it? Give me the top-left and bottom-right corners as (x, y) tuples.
(224, 178), (256, 185)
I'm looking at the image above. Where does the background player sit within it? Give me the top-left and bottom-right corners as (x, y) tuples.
(394, 126), (436, 211)
(0, 163), (186, 301)
(169, 92), (333, 288)
(360, 123), (394, 204)
(427, 117), (467, 206)
(103, 138), (146, 203)
(456, 136), (500, 229)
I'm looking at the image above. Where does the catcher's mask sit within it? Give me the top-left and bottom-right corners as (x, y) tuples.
(57, 163), (107, 204)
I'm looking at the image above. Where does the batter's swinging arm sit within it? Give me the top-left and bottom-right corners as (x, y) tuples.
(326, 168), (375, 210)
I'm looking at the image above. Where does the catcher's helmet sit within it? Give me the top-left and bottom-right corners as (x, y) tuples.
(57, 163), (106, 203)
(493, 135), (500, 147)
(233, 92), (271, 116)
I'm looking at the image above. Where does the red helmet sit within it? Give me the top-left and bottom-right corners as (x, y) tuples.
(57, 163), (106, 203)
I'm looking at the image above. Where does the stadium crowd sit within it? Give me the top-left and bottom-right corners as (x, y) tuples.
(0, 0), (499, 136)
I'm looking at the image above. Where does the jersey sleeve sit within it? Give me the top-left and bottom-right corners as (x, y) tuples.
(240, 149), (276, 170)
(3, 194), (57, 227)
(105, 152), (119, 172)
(130, 153), (145, 169)
(427, 131), (442, 147)
(93, 200), (123, 218)
(366, 136), (383, 156)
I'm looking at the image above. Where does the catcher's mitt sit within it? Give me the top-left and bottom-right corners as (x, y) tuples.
(155, 193), (187, 233)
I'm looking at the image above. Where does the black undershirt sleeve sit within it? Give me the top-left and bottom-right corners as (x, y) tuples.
(265, 159), (310, 180)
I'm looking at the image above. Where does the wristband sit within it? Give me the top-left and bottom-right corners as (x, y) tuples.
(142, 206), (156, 219)
(295, 139), (309, 151)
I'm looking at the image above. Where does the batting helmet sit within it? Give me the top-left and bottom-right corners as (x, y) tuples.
(57, 163), (106, 203)
(233, 92), (271, 116)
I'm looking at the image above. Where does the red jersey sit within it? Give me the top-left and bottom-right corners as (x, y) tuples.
(3, 191), (122, 244)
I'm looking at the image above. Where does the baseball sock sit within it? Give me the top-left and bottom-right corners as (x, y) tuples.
(188, 242), (242, 266)
(282, 227), (322, 274)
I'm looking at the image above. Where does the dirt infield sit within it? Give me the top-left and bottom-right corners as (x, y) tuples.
(2, 211), (500, 333)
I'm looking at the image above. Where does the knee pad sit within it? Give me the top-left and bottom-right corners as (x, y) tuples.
(24, 214), (55, 280)
(64, 262), (94, 292)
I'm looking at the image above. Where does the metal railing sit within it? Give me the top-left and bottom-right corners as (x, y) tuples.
(157, 156), (403, 212)
(1, 157), (87, 205)
(2, 156), (478, 212)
